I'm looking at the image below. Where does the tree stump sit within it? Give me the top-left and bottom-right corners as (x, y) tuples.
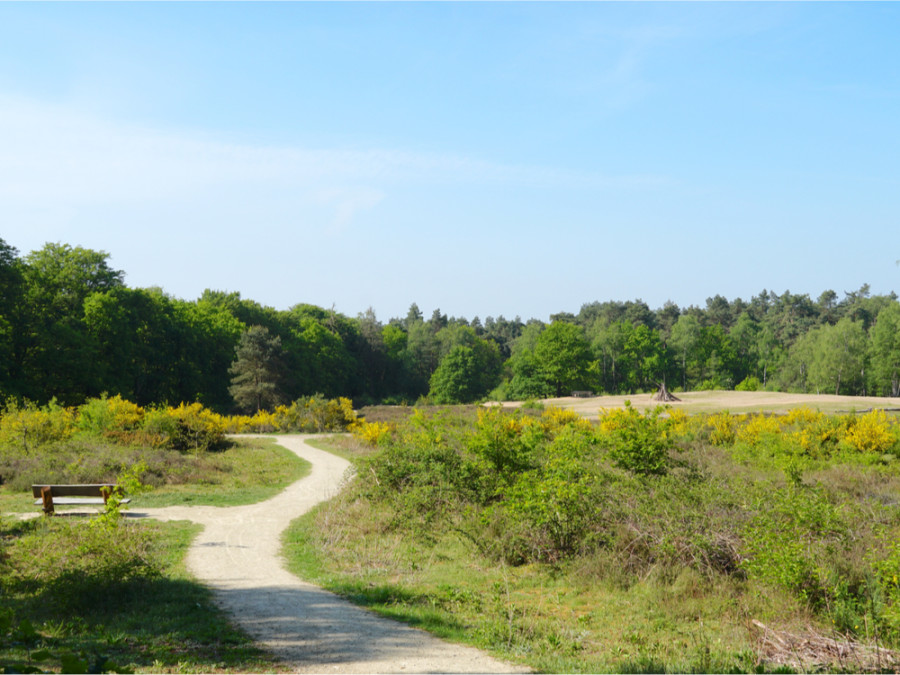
(652, 382), (681, 402)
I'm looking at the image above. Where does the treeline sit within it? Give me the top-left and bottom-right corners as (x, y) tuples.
(2, 239), (899, 410)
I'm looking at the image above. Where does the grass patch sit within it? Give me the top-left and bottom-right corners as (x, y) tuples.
(0, 437), (310, 512)
(1, 515), (285, 673)
(284, 500), (783, 672)
(304, 435), (373, 464)
(135, 437), (310, 507)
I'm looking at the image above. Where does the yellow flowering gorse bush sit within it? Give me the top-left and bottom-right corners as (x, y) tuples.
(734, 413), (782, 446)
(0, 401), (76, 452)
(844, 409), (898, 454)
(541, 406), (593, 434)
(350, 418), (394, 446)
(706, 412), (739, 446)
(693, 405), (899, 459)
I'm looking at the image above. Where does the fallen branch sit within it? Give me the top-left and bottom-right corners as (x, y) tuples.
(750, 619), (900, 672)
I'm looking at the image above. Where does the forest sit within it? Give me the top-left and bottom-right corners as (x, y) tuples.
(2, 238), (899, 412)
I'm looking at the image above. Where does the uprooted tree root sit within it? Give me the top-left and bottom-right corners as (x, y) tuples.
(651, 382), (681, 403)
(751, 620), (900, 673)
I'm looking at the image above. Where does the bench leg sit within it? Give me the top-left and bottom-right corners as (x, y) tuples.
(41, 486), (54, 515)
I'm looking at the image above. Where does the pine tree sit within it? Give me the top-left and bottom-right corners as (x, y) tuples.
(228, 325), (285, 413)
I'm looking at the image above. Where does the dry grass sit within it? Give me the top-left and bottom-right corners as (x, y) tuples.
(528, 390), (900, 418)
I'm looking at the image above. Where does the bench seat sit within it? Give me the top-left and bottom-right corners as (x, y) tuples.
(31, 484), (130, 514)
(31, 497), (130, 506)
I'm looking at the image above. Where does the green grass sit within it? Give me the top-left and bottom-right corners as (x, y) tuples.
(304, 434), (370, 463)
(0, 437), (310, 512)
(284, 500), (790, 673)
(134, 437), (311, 507)
(1, 516), (286, 674)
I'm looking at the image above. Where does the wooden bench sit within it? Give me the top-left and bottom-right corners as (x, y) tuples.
(31, 484), (130, 515)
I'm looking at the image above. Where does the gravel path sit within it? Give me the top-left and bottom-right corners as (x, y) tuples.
(128, 435), (528, 674)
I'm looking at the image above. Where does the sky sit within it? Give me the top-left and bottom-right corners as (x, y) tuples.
(1, 2), (899, 324)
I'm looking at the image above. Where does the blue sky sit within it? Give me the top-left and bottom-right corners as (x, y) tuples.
(2, 2), (898, 323)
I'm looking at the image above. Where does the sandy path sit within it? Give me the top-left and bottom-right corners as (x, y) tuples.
(128, 435), (527, 674)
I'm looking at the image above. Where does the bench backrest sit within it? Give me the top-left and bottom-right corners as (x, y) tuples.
(31, 484), (117, 498)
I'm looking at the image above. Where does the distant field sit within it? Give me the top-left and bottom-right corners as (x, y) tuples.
(523, 390), (900, 417)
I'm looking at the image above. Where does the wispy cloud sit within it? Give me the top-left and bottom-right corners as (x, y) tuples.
(0, 93), (671, 251)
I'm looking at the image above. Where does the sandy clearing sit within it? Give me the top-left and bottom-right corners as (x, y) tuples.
(125, 435), (528, 674)
(507, 390), (900, 418)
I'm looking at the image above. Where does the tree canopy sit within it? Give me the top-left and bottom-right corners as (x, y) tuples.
(2, 238), (899, 409)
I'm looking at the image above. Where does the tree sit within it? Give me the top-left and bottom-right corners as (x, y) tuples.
(589, 319), (629, 394)
(381, 323), (412, 397)
(729, 312), (760, 385)
(802, 318), (867, 395)
(355, 307), (389, 399)
(534, 321), (593, 397)
(621, 323), (666, 393)
(404, 303), (423, 329)
(19, 243), (125, 404)
(83, 287), (181, 404)
(696, 324), (738, 389)
(229, 326), (286, 413)
(428, 338), (501, 403)
(869, 303), (900, 397)
(0, 238), (24, 397)
(705, 295), (735, 329)
(429, 308), (448, 333)
(670, 314), (702, 391)
(405, 319), (440, 395)
(292, 319), (354, 399)
(176, 299), (246, 409)
(505, 348), (554, 400)
(656, 300), (681, 338)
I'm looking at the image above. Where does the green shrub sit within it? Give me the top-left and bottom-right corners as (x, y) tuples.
(501, 427), (601, 561)
(76, 394), (144, 435)
(735, 376), (761, 392)
(272, 395), (357, 432)
(599, 403), (674, 476)
(141, 403), (226, 453)
(468, 408), (544, 489)
(740, 484), (846, 604)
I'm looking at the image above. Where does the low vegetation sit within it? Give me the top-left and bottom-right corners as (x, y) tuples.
(0, 394), (343, 673)
(286, 404), (900, 672)
(6, 391), (900, 672)
(1, 517), (286, 674)
(0, 395), (340, 512)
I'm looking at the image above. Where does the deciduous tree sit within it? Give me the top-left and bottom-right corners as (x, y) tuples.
(535, 321), (593, 397)
(869, 303), (900, 397)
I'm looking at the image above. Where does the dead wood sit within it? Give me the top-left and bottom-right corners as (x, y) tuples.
(651, 382), (681, 402)
(750, 619), (900, 673)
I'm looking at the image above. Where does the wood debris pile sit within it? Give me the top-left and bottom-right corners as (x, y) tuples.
(751, 620), (900, 673)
